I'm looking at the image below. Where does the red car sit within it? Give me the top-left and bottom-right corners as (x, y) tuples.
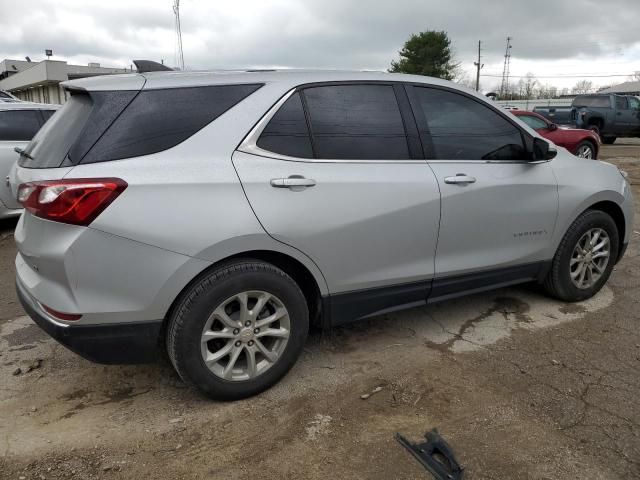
(512, 110), (601, 159)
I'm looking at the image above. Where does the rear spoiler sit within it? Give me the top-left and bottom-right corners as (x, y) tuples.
(133, 60), (173, 73)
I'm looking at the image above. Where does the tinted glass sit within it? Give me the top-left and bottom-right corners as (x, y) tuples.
(518, 114), (548, 130)
(303, 84), (410, 160)
(19, 93), (93, 168)
(615, 96), (628, 109)
(0, 110), (42, 141)
(572, 96), (610, 108)
(415, 87), (526, 161)
(257, 92), (313, 158)
(40, 110), (56, 122)
(629, 97), (640, 110)
(82, 84), (263, 164)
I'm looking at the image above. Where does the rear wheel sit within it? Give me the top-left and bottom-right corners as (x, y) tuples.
(167, 260), (309, 400)
(575, 141), (596, 159)
(602, 136), (617, 145)
(544, 210), (618, 302)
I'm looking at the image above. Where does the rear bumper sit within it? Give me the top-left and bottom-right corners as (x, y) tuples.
(16, 278), (163, 364)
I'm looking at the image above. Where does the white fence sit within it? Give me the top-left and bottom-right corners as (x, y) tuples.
(493, 98), (574, 111)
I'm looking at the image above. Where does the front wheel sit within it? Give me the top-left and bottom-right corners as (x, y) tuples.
(544, 210), (618, 302)
(167, 260), (309, 400)
(575, 141), (596, 159)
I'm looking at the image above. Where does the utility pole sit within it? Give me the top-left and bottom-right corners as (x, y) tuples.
(173, 0), (185, 70)
(500, 37), (512, 99)
(474, 40), (484, 92)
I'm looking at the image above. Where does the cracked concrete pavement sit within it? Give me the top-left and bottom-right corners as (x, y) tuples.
(0, 141), (639, 479)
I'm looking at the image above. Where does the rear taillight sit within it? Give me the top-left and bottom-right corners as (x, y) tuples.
(18, 178), (127, 226)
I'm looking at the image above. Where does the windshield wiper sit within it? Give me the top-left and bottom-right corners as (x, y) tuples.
(14, 146), (34, 160)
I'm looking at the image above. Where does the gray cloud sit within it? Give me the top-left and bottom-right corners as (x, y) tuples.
(1, 0), (639, 82)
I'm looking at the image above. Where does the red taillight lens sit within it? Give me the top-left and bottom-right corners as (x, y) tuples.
(18, 178), (127, 226)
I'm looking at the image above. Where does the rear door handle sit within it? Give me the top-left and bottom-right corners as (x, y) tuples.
(444, 174), (476, 185)
(270, 176), (317, 188)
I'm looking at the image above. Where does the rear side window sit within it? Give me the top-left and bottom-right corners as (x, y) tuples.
(303, 84), (410, 160)
(0, 110), (42, 141)
(572, 96), (610, 108)
(414, 87), (526, 161)
(257, 92), (313, 158)
(82, 84), (262, 164)
(615, 96), (628, 110)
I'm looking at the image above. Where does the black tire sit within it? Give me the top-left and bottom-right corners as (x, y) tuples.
(602, 136), (617, 145)
(544, 210), (619, 302)
(575, 140), (597, 159)
(167, 259), (309, 400)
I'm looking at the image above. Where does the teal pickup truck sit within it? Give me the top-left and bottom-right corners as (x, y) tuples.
(534, 94), (640, 144)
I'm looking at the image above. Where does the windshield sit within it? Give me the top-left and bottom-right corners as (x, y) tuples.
(19, 92), (93, 168)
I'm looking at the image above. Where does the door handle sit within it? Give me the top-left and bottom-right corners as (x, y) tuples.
(270, 176), (317, 188)
(444, 174), (476, 185)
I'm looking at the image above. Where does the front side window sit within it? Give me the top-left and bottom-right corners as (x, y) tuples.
(414, 87), (526, 161)
(629, 97), (640, 110)
(303, 84), (410, 160)
(0, 110), (42, 141)
(257, 92), (313, 158)
(518, 114), (548, 130)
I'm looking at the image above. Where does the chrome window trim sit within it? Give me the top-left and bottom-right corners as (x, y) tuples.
(237, 87), (426, 164)
(237, 86), (550, 165)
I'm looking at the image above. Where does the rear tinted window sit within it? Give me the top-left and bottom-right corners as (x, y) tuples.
(19, 93), (93, 168)
(0, 110), (42, 141)
(257, 92), (313, 158)
(303, 84), (410, 160)
(572, 96), (610, 108)
(414, 87), (526, 161)
(82, 84), (262, 164)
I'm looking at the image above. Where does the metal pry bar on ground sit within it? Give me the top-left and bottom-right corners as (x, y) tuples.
(395, 429), (464, 480)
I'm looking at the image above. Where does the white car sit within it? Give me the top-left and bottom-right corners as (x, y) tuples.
(0, 101), (58, 219)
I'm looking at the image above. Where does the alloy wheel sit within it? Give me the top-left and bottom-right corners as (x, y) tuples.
(569, 228), (610, 289)
(200, 291), (291, 381)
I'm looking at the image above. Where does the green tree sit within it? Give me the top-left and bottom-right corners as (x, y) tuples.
(390, 31), (459, 80)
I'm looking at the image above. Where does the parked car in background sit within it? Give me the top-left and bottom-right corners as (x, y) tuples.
(11, 71), (633, 400)
(0, 90), (21, 103)
(534, 94), (640, 144)
(512, 110), (601, 159)
(0, 102), (58, 219)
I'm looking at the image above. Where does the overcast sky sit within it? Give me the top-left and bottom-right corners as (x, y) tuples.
(1, 0), (639, 91)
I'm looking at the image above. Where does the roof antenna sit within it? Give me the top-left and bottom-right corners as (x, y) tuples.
(173, 0), (185, 70)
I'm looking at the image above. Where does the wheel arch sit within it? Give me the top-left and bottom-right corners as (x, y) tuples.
(586, 200), (626, 262)
(161, 248), (327, 344)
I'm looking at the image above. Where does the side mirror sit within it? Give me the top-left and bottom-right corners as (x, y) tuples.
(548, 123), (558, 131)
(532, 137), (557, 161)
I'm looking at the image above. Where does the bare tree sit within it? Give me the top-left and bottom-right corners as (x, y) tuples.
(572, 80), (594, 95)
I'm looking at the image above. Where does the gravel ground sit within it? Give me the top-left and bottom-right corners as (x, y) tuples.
(1, 140), (639, 479)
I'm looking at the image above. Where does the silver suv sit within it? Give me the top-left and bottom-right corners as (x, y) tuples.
(12, 71), (634, 400)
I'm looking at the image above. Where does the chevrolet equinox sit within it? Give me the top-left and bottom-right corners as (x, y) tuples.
(12, 71), (634, 399)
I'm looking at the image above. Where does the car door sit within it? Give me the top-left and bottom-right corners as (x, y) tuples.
(233, 83), (441, 322)
(614, 96), (635, 135)
(406, 85), (559, 301)
(0, 109), (44, 209)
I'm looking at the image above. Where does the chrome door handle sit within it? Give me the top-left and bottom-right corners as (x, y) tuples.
(444, 174), (476, 185)
(270, 176), (317, 188)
